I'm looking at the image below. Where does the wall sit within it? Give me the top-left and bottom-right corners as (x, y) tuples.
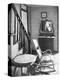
(30, 5), (58, 52)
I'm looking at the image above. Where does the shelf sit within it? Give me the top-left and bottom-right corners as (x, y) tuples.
(38, 36), (55, 38)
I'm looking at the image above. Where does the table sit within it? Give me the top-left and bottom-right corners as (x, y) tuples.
(13, 54), (37, 76)
(38, 36), (55, 53)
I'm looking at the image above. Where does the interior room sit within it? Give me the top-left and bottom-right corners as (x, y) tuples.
(8, 3), (59, 76)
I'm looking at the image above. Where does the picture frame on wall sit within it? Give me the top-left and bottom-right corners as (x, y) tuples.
(41, 12), (47, 18)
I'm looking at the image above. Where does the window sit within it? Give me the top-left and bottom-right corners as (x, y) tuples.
(8, 9), (11, 45)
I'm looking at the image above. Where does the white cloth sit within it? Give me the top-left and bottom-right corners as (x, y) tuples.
(33, 39), (42, 59)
